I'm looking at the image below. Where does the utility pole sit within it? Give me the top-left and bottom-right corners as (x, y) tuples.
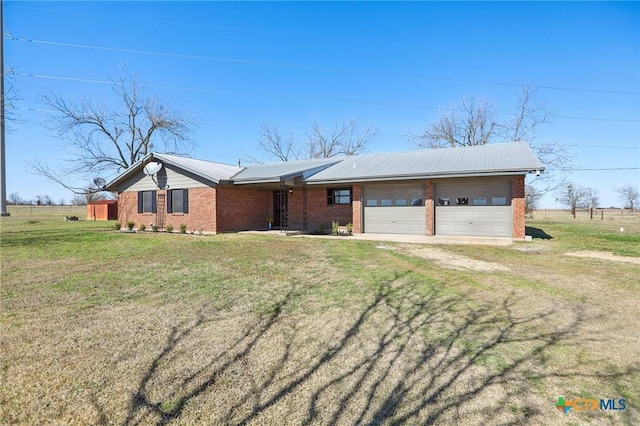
(0, 0), (9, 216)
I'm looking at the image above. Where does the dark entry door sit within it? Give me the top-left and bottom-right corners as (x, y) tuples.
(273, 190), (287, 228)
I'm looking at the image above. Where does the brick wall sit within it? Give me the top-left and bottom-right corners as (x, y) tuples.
(117, 187), (217, 232)
(425, 180), (434, 236)
(512, 176), (526, 239)
(215, 186), (272, 232)
(352, 184), (362, 233)
(305, 187), (353, 233)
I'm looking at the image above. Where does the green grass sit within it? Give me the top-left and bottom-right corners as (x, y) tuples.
(1, 210), (638, 425)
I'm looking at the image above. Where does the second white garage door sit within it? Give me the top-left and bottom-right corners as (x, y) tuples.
(434, 180), (513, 237)
(363, 184), (426, 234)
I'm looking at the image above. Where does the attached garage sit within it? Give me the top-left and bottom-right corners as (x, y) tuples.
(363, 184), (426, 234)
(434, 179), (513, 237)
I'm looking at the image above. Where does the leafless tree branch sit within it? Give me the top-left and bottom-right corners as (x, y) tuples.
(33, 74), (194, 189)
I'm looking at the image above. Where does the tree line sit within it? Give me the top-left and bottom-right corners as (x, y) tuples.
(6, 191), (113, 206)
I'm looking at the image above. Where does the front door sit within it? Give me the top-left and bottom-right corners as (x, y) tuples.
(273, 190), (287, 228)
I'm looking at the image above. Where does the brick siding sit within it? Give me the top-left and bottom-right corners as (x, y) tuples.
(512, 176), (526, 239)
(215, 186), (271, 232)
(305, 187), (353, 233)
(425, 180), (434, 236)
(118, 187), (217, 232)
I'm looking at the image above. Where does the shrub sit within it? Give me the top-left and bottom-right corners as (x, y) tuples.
(179, 223), (187, 234)
(166, 224), (174, 233)
(315, 223), (328, 234)
(115, 222), (122, 230)
(346, 222), (353, 235)
(139, 223), (146, 231)
(151, 224), (158, 232)
(332, 221), (340, 235)
(126, 221), (135, 231)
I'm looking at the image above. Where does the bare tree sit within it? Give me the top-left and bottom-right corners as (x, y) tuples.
(31, 75), (194, 192)
(306, 118), (376, 158)
(524, 185), (541, 215)
(410, 87), (571, 195)
(415, 97), (498, 148)
(7, 192), (22, 205)
(4, 70), (23, 132)
(250, 122), (299, 163)
(251, 118), (376, 163)
(557, 182), (588, 217)
(71, 192), (107, 206)
(585, 187), (599, 209)
(616, 184), (639, 211)
(35, 194), (53, 206)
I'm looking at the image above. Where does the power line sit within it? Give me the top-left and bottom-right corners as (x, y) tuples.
(7, 35), (639, 96)
(12, 72), (640, 123)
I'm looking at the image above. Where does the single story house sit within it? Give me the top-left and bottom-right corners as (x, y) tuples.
(106, 141), (544, 239)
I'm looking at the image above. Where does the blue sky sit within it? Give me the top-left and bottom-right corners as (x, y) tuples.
(4, 1), (639, 207)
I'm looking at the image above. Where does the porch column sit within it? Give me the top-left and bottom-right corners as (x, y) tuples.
(352, 184), (362, 233)
(425, 180), (434, 236)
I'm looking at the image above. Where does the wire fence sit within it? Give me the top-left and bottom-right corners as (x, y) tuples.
(531, 208), (638, 222)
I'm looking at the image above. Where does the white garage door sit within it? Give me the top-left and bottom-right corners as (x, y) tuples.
(435, 180), (513, 237)
(364, 184), (426, 234)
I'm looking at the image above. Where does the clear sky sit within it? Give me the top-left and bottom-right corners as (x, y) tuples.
(4, 1), (639, 207)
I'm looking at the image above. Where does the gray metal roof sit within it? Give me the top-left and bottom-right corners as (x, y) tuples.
(153, 153), (242, 183)
(305, 142), (545, 184)
(107, 142), (544, 191)
(232, 157), (341, 184)
(106, 152), (242, 190)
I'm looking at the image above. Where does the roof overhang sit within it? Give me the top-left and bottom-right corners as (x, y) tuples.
(306, 169), (541, 185)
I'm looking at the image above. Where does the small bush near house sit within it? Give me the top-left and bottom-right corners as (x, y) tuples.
(332, 221), (340, 235)
(314, 223), (328, 234)
(139, 223), (146, 231)
(179, 223), (187, 234)
(126, 221), (135, 231)
(115, 222), (122, 230)
(346, 222), (353, 235)
(166, 224), (174, 233)
(152, 224), (158, 232)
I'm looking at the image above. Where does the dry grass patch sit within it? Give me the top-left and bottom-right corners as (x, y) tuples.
(1, 213), (639, 425)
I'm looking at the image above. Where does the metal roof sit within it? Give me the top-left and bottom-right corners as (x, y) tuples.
(232, 157), (341, 184)
(305, 142), (545, 184)
(107, 142), (544, 191)
(152, 153), (242, 183)
(106, 153), (242, 190)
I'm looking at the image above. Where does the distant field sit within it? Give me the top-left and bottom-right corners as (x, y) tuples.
(532, 208), (639, 225)
(1, 209), (638, 425)
(3, 205), (88, 219)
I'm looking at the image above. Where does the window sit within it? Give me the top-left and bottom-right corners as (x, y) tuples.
(395, 198), (408, 206)
(411, 198), (423, 206)
(366, 199), (378, 207)
(492, 197), (507, 206)
(138, 190), (156, 213)
(438, 198), (451, 206)
(456, 197), (469, 205)
(380, 199), (392, 206)
(168, 189), (189, 214)
(327, 188), (352, 205)
(473, 197), (488, 206)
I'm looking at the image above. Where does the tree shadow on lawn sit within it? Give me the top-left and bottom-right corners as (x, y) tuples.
(525, 226), (553, 240)
(101, 278), (636, 425)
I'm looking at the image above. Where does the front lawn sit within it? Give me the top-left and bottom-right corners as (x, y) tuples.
(1, 213), (638, 424)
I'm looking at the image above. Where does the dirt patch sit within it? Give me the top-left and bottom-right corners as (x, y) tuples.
(395, 244), (510, 272)
(565, 250), (640, 265)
